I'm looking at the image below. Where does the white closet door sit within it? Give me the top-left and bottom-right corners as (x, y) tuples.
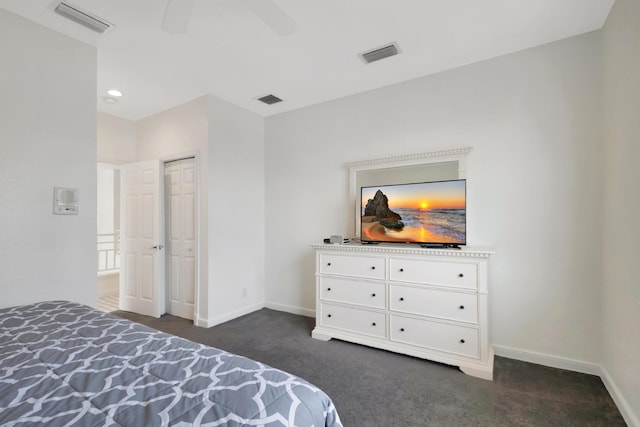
(119, 160), (165, 317)
(165, 158), (196, 320)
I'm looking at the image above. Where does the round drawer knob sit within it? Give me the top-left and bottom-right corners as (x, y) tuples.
(371, 293), (376, 297)
(459, 305), (465, 310)
(372, 322), (376, 326)
(399, 297), (404, 301)
(458, 273), (464, 278)
(399, 268), (404, 272)
(400, 328), (405, 332)
(460, 339), (465, 344)
(371, 266), (376, 270)
(327, 314), (332, 318)
(327, 262), (331, 266)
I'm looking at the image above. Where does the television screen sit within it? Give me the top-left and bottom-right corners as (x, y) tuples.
(360, 179), (466, 246)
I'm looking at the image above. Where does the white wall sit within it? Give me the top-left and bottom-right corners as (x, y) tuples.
(136, 97), (209, 162)
(113, 94), (266, 326)
(207, 96), (266, 325)
(135, 96), (210, 322)
(601, 0), (640, 424)
(96, 166), (115, 235)
(265, 32), (603, 363)
(97, 112), (136, 164)
(0, 10), (97, 308)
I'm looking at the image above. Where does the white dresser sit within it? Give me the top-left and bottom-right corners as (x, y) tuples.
(311, 244), (495, 380)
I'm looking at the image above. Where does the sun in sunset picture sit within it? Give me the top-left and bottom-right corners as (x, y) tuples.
(361, 179), (466, 244)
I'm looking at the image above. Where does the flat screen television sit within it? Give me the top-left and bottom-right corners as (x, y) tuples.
(360, 179), (466, 247)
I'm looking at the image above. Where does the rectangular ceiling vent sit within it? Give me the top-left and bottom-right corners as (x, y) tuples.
(361, 43), (399, 64)
(257, 94), (283, 105)
(54, 2), (112, 34)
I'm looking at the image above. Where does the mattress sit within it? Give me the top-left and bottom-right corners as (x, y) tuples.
(0, 301), (342, 426)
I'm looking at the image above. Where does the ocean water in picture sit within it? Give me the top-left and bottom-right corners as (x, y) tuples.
(389, 208), (466, 242)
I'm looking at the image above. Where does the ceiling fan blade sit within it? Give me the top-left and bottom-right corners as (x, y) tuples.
(161, 0), (195, 34)
(241, 0), (296, 36)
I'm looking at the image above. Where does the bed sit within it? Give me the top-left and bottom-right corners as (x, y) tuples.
(0, 301), (342, 426)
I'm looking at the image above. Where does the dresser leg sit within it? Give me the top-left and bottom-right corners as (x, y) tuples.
(312, 328), (332, 341)
(459, 365), (493, 381)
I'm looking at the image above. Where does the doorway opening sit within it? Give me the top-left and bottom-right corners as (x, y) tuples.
(97, 163), (121, 312)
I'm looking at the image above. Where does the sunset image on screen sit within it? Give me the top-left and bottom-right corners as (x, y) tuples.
(361, 180), (466, 244)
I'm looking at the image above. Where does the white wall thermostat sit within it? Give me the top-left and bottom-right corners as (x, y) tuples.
(53, 187), (79, 215)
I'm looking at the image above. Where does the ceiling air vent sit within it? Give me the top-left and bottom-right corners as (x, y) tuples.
(257, 94), (283, 105)
(361, 43), (399, 64)
(54, 2), (112, 34)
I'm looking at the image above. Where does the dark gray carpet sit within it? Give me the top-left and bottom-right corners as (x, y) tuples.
(112, 308), (625, 427)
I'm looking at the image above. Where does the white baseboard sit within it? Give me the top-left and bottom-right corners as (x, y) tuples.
(264, 301), (315, 318)
(494, 344), (639, 426)
(202, 302), (265, 328)
(600, 366), (640, 427)
(97, 272), (119, 298)
(194, 315), (210, 328)
(98, 289), (118, 298)
(492, 344), (601, 376)
(194, 304), (639, 425)
(197, 301), (313, 328)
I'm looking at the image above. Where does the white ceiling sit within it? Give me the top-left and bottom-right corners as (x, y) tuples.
(1, 0), (614, 121)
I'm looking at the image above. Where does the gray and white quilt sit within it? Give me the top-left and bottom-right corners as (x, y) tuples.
(0, 301), (342, 426)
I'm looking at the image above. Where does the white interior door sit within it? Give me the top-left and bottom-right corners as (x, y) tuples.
(165, 158), (196, 320)
(119, 160), (165, 317)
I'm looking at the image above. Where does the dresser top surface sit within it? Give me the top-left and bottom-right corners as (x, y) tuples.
(311, 243), (494, 258)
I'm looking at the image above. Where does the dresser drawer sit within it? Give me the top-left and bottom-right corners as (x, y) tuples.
(320, 254), (386, 280)
(320, 277), (385, 309)
(389, 258), (477, 289)
(319, 303), (386, 338)
(389, 285), (478, 323)
(390, 315), (479, 358)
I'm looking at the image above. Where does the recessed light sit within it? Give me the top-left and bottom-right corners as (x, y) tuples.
(107, 89), (123, 97)
(103, 96), (118, 104)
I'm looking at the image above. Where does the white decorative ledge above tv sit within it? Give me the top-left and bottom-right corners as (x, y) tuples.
(311, 243), (495, 380)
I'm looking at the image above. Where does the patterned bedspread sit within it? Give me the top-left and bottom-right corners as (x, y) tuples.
(0, 301), (342, 426)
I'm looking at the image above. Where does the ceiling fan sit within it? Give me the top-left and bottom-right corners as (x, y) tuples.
(161, 0), (297, 36)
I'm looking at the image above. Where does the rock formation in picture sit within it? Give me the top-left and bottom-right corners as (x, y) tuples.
(363, 190), (404, 229)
